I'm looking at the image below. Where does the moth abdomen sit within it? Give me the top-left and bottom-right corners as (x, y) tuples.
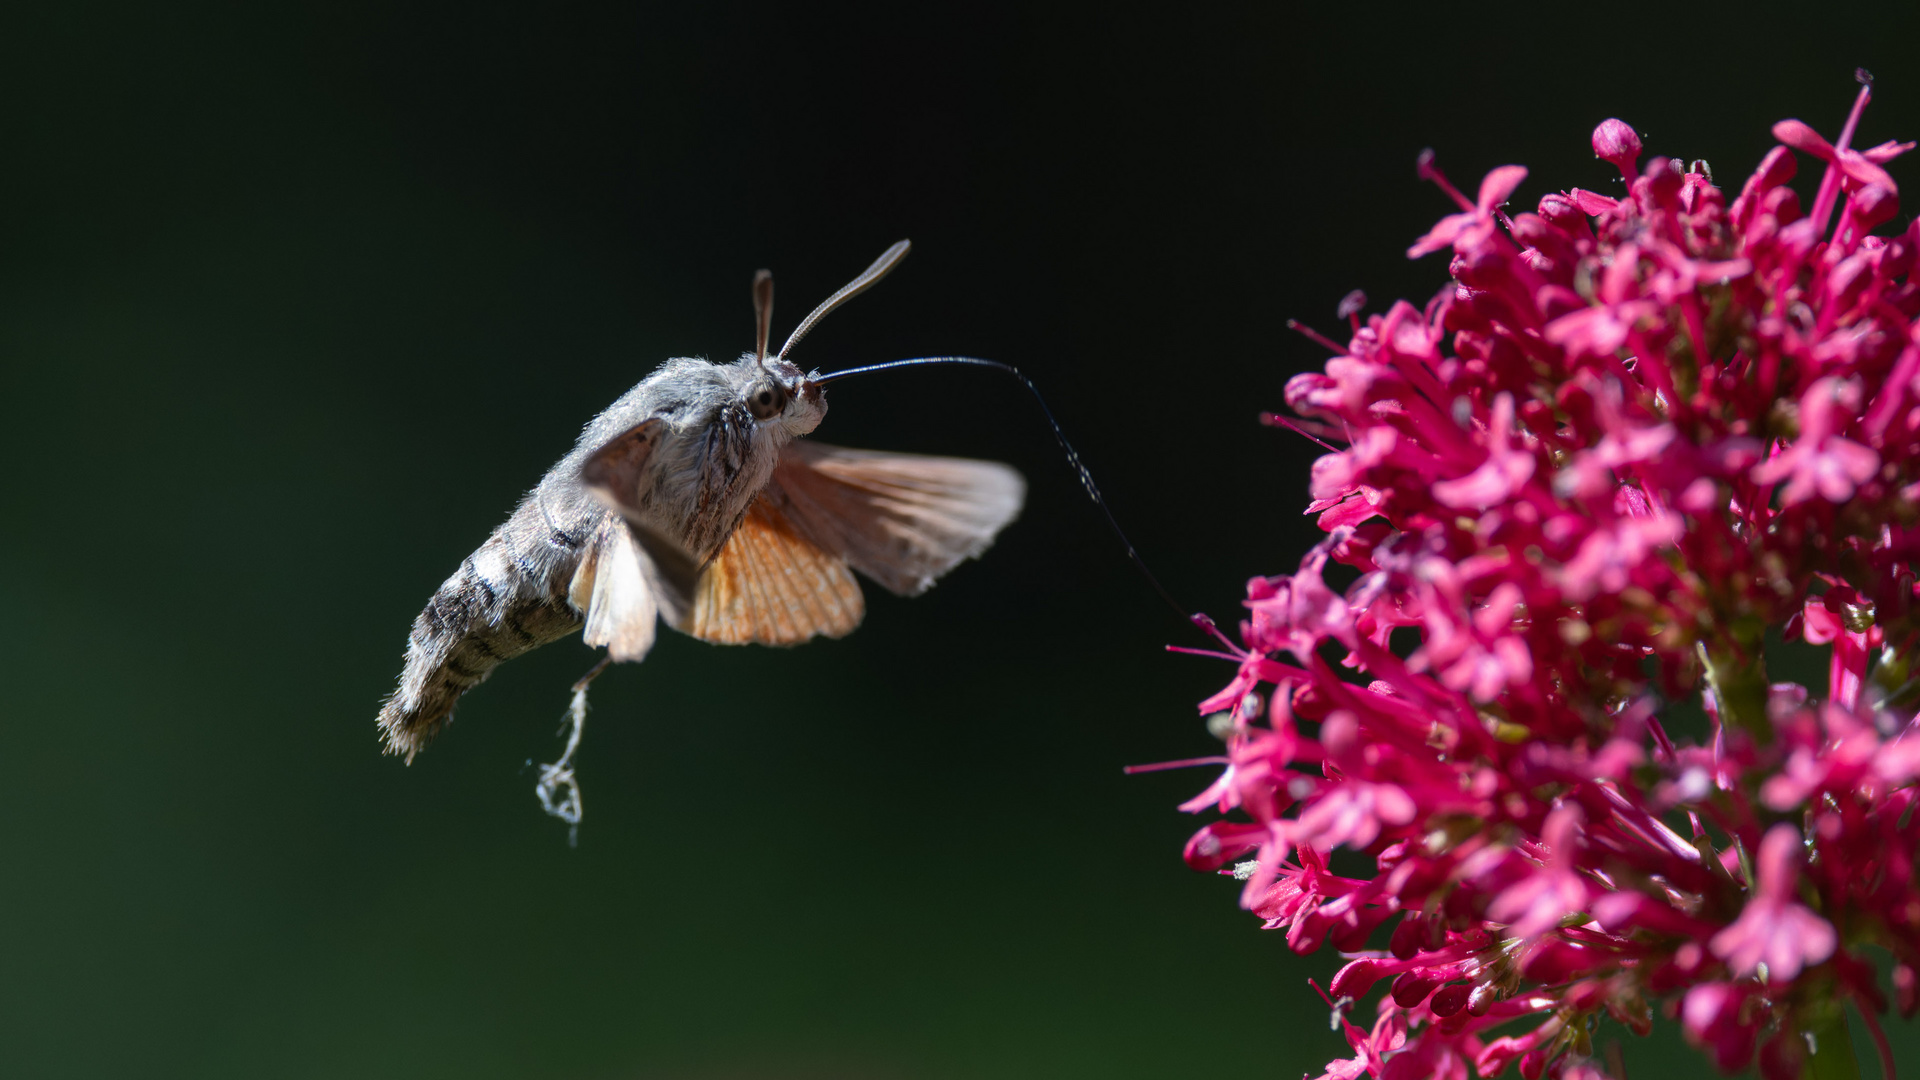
(378, 524), (587, 762)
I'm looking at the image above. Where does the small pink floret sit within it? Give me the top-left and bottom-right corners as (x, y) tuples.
(1708, 825), (1837, 982)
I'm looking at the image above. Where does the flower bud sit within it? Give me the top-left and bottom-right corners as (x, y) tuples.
(1763, 185), (1803, 224)
(1536, 193), (1595, 243)
(1521, 938), (1608, 983)
(1430, 982), (1471, 1017)
(1391, 969), (1442, 1007)
(1740, 145), (1798, 201)
(1641, 156), (1684, 211)
(1777, 217), (1821, 263)
(1883, 233), (1916, 279)
(1328, 956), (1390, 999)
(1592, 118), (1642, 179)
(1848, 183), (1900, 235)
(1181, 821), (1262, 871)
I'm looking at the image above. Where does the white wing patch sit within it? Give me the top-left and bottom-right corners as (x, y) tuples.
(571, 521), (661, 662)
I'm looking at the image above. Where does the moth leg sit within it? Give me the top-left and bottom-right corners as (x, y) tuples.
(571, 655), (615, 694)
(535, 656), (613, 846)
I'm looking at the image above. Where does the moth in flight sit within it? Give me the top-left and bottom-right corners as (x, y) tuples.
(379, 241), (1025, 823)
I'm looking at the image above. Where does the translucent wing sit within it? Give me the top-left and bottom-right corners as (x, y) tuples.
(765, 441), (1025, 596)
(683, 496), (866, 646)
(569, 521), (659, 661)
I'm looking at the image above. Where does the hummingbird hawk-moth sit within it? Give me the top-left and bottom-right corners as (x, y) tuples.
(378, 241), (1026, 782)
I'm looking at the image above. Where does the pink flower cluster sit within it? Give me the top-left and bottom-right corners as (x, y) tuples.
(1177, 80), (1920, 1079)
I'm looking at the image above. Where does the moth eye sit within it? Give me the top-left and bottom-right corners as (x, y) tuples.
(747, 382), (787, 420)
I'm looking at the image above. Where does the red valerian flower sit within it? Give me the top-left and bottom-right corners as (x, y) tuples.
(1163, 74), (1920, 1079)
(1708, 824), (1837, 982)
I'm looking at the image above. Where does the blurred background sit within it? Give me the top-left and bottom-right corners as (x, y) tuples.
(4, 2), (1920, 1076)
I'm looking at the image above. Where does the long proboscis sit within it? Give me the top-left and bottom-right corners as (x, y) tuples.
(777, 240), (912, 362)
(812, 356), (1189, 623)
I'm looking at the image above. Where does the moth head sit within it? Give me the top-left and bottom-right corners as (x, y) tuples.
(730, 352), (823, 436)
(742, 239), (913, 437)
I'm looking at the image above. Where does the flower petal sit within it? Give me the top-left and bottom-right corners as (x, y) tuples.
(1772, 119), (1836, 159)
(1476, 165), (1529, 214)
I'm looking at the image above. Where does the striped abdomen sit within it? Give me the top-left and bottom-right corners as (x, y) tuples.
(378, 498), (603, 761)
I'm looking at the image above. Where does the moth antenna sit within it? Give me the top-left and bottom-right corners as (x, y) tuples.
(752, 268), (774, 367)
(811, 356), (1190, 624)
(776, 240), (911, 361)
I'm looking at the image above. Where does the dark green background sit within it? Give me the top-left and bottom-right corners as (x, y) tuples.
(4, 2), (1920, 1076)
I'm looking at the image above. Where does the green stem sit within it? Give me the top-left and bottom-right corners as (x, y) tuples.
(1696, 637), (1772, 745)
(1804, 1001), (1862, 1080)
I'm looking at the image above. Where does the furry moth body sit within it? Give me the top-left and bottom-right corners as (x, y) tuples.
(379, 241), (1026, 761)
